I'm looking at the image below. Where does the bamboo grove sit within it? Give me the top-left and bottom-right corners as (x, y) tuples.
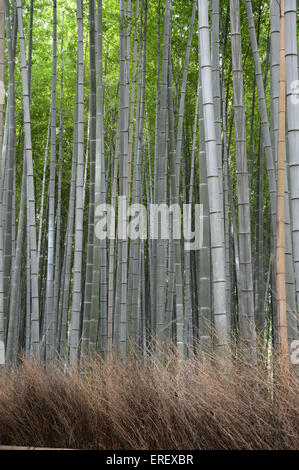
(0, 0), (298, 370)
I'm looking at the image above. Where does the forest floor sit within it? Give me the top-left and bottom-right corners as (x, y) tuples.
(0, 351), (298, 450)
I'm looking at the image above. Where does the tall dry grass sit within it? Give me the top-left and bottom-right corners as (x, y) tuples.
(0, 348), (298, 450)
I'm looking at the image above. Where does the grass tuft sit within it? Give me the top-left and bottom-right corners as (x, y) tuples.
(0, 349), (298, 450)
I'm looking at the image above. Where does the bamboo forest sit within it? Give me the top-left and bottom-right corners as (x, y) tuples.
(0, 0), (298, 452)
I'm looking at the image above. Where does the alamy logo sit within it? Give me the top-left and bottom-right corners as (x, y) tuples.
(94, 198), (203, 251)
(290, 340), (299, 365)
(0, 81), (5, 105)
(0, 340), (5, 365)
(290, 80), (299, 105)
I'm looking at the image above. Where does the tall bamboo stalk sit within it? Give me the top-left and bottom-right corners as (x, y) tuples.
(198, 0), (228, 355)
(69, 0), (85, 364)
(0, 0), (5, 365)
(16, 0), (40, 358)
(118, 0), (129, 359)
(45, 0), (57, 361)
(230, 0), (257, 364)
(155, 0), (171, 349)
(276, 0), (288, 362)
(285, 0), (299, 344)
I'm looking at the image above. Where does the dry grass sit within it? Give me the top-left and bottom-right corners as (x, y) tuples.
(0, 349), (298, 450)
